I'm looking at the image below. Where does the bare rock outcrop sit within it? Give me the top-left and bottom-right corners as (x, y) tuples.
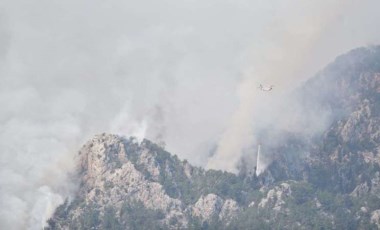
(50, 134), (241, 229)
(259, 182), (291, 211)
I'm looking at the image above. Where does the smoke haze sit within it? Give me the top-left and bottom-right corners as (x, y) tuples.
(0, 0), (380, 229)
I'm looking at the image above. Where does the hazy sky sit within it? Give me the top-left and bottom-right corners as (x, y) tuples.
(1, 0), (380, 229)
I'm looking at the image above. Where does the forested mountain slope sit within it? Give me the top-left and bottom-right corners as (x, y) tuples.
(47, 46), (380, 229)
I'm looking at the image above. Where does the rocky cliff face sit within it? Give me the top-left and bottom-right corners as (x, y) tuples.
(47, 134), (247, 229)
(47, 46), (380, 229)
(78, 134), (185, 227)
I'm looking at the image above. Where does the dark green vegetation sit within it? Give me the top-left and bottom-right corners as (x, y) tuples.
(126, 139), (260, 205)
(48, 200), (168, 230)
(47, 46), (380, 229)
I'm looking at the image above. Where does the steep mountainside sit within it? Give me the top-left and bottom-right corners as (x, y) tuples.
(47, 46), (380, 229)
(47, 134), (257, 229)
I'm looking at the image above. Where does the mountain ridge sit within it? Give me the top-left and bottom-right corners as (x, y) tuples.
(47, 46), (380, 229)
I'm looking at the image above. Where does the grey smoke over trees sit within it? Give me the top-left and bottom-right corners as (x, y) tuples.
(0, 0), (379, 229)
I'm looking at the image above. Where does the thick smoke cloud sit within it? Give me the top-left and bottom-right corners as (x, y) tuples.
(0, 0), (380, 229)
(207, 1), (380, 173)
(207, 1), (347, 172)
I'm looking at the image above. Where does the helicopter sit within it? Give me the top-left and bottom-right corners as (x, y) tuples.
(258, 84), (274, 91)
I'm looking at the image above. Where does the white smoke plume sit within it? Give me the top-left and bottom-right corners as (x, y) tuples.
(0, 0), (380, 229)
(206, 0), (380, 173)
